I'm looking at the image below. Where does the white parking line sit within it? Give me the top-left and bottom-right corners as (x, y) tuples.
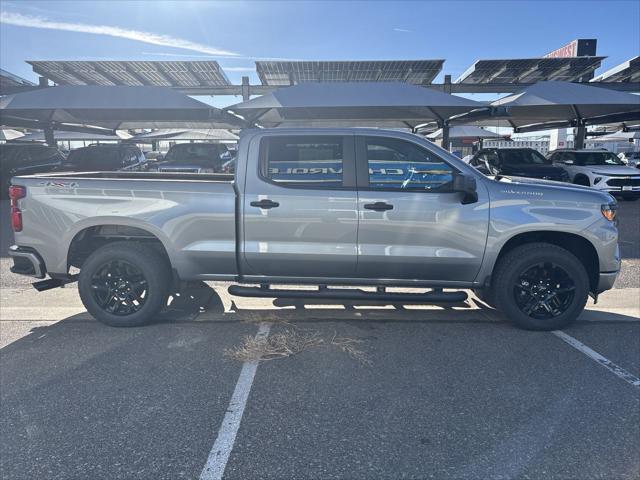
(553, 330), (640, 388)
(200, 322), (272, 480)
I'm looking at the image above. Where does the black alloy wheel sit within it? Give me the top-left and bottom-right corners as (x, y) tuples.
(78, 242), (171, 327)
(90, 259), (149, 316)
(492, 242), (589, 330)
(513, 262), (576, 319)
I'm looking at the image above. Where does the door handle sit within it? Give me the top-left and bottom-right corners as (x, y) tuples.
(250, 199), (280, 209)
(364, 202), (393, 211)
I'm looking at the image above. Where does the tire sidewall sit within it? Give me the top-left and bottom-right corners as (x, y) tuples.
(495, 247), (589, 331)
(79, 243), (169, 327)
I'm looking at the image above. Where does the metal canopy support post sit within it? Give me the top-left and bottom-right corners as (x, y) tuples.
(43, 126), (56, 147)
(571, 104), (586, 149)
(441, 123), (450, 152)
(574, 121), (586, 149)
(241, 76), (250, 101)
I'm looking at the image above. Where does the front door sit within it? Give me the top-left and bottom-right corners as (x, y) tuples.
(355, 135), (489, 282)
(242, 134), (358, 278)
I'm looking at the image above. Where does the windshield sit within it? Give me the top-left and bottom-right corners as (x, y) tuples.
(164, 144), (228, 164)
(499, 149), (549, 165)
(66, 147), (121, 169)
(575, 151), (625, 166)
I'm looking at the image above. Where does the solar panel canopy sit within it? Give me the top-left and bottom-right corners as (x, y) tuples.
(456, 57), (605, 84)
(1, 68), (35, 88)
(592, 56), (640, 82)
(27, 61), (231, 87)
(256, 60), (444, 86)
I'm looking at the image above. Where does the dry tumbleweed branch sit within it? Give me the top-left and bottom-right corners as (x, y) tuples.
(224, 328), (371, 365)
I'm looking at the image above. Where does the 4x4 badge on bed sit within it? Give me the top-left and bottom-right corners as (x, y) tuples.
(38, 181), (79, 188)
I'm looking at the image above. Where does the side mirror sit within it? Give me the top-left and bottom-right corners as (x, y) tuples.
(563, 160), (574, 165)
(452, 173), (478, 205)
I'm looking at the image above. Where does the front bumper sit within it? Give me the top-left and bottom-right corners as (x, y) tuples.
(8, 245), (46, 279)
(596, 271), (619, 294)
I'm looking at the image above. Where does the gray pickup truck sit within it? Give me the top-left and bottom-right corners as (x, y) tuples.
(8, 128), (620, 330)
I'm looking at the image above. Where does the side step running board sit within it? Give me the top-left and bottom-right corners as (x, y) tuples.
(228, 285), (467, 303)
(32, 274), (78, 292)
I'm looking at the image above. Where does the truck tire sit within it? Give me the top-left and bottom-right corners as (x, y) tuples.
(573, 175), (590, 187)
(78, 242), (171, 327)
(493, 243), (589, 331)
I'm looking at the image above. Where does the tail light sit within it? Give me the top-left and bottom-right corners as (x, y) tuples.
(10, 208), (23, 232)
(8, 185), (26, 232)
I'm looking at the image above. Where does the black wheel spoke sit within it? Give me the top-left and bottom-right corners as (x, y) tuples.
(90, 259), (148, 317)
(513, 262), (575, 320)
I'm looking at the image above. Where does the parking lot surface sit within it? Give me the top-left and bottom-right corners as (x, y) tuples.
(1, 199), (639, 479)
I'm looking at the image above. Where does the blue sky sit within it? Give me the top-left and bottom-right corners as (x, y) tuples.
(1, 0), (639, 108)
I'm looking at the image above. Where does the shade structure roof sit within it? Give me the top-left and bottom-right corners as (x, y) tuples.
(226, 82), (485, 128)
(426, 125), (503, 140)
(0, 128), (25, 141)
(456, 57), (605, 84)
(256, 60), (444, 86)
(0, 85), (245, 131)
(131, 128), (239, 142)
(450, 81), (640, 130)
(15, 130), (131, 142)
(28, 61), (231, 87)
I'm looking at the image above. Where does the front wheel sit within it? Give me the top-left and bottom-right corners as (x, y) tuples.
(493, 243), (589, 331)
(573, 176), (590, 187)
(78, 242), (171, 327)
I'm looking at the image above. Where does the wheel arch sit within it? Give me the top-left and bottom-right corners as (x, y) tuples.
(67, 221), (174, 273)
(490, 231), (599, 293)
(573, 173), (591, 186)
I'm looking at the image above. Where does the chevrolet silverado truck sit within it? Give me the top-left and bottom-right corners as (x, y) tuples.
(8, 128), (620, 330)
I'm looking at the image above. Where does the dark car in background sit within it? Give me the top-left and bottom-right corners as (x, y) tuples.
(151, 143), (232, 173)
(1, 143), (66, 196)
(468, 147), (569, 182)
(62, 144), (146, 172)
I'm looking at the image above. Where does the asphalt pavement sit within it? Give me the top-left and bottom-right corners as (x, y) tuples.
(0, 199), (639, 479)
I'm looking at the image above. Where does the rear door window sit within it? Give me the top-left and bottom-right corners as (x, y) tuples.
(260, 136), (347, 187)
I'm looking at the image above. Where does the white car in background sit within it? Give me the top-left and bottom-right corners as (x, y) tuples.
(618, 150), (640, 168)
(548, 149), (640, 200)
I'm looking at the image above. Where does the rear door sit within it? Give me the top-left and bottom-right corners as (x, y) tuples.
(355, 134), (489, 282)
(242, 133), (358, 278)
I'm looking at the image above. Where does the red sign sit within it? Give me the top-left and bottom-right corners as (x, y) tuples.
(544, 40), (578, 58)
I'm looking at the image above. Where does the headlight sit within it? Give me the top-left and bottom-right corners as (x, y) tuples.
(601, 203), (617, 222)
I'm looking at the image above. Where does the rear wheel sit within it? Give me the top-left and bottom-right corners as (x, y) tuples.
(493, 243), (589, 330)
(78, 242), (171, 327)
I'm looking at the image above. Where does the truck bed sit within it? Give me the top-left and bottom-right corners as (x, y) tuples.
(11, 170), (239, 279)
